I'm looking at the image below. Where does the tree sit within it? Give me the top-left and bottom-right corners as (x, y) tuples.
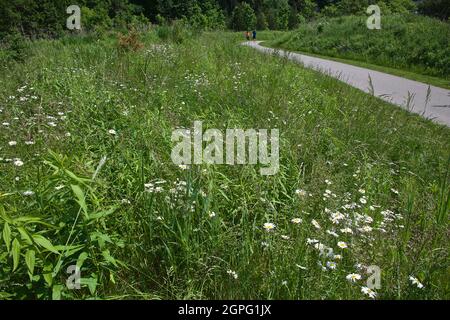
(231, 2), (256, 31)
(256, 11), (268, 30)
(418, 0), (449, 20)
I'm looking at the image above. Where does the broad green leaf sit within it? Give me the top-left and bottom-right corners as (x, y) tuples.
(12, 238), (21, 271)
(17, 227), (33, 245)
(71, 185), (88, 218)
(25, 250), (36, 275)
(77, 252), (89, 269)
(102, 250), (118, 267)
(80, 277), (97, 295)
(32, 235), (59, 254)
(0, 205), (13, 223)
(43, 263), (54, 286)
(52, 285), (63, 300)
(43, 273), (53, 286)
(2, 222), (11, 252)
(88, 207), (117, 221)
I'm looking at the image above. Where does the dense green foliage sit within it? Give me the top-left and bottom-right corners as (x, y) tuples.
(1, 0), (435, 38)
(231, 2), (257, 30)
(0, 0), (146, 38)
(418, 0), (450, 20)
(0, 29), (448, 299)
(271, 14), (450, 79)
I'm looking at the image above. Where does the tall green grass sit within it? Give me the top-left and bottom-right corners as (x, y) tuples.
(270, 14), (450, 81)
(0, 29), (449, 300)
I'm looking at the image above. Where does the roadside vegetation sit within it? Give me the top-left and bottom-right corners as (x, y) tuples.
(0, 27), (449, 300)
(268, 14), (450, 87)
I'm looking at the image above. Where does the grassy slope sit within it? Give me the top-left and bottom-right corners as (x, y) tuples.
(268, 14), (450, 89)
(0, 31), (449, 300)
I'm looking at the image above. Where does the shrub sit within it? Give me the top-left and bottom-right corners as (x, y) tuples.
(0, 32), (30, 62)
(117, 29), (144, 53)
(231, 2), (256, 31)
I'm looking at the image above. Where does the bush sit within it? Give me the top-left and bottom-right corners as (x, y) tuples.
(0, 32), (30, 62)
(231, 2), (256, 31)
(418, 0), (450, 20)
(256, 11), (268, 30)
(117, 29), (144, 53)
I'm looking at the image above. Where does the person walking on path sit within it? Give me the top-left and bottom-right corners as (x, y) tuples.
(252, 30), (257, 41)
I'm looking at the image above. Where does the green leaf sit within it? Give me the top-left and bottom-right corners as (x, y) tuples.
(17, 227), (33, 245)
(102, 250), (118, 267)
(54, 244), (84, 258)
(25, 250), (36, 275)
(77, 252), (89, 269)
(71, 185), (88, 218)
(52, 259), (63, 277)
(0, 205), (13, 223)
(12, 238), (21, 271)
(32, 235), (59, 254)
(65, 169), (90, 184)
(43, 263), (54, 286)
(80, 277), (97, 295)
(52, 285), (63, 300)
(88, 207), (117, 222)
(2, 222), (11, 252)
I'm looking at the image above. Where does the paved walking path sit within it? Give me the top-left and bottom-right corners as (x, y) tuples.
(244, 41), (450, 127)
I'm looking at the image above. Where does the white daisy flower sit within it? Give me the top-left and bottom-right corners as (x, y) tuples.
(295, 189), (307, 197)
(263, 223), (276, 231)
(360, 226), (373, 233)
(409, 276), (424, 289)
(327, 230), (339, 238)
(340, 227), (353, 234)
(326, 261), (337, 270)
(306, 238), (319, 245)
(361, 286), (377, 299)
(311, 219), (321, 229)
(227, 270), (238, 279)
(337, 241), (348, 249)
(346, 273), (362, 282)
(291, 218), (302, 224)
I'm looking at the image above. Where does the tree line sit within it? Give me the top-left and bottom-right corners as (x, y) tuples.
(0, 0), (448, 38)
